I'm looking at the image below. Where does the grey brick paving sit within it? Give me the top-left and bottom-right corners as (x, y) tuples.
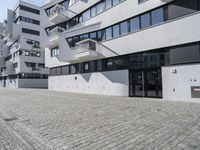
(0, 88), (200, 149)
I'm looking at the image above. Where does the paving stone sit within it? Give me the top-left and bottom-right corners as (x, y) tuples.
(0, 88), (200, 149)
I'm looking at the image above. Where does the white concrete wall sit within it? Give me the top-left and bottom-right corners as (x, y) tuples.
(49, 70), (129, 96)
(162, 64), (200, 103)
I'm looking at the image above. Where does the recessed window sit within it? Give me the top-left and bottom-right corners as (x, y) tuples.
(62, 66), (70, 75)
(97, 60), (102, 71)
(107, 58), (114, 70)
(70, 64), (77, 74)
(120, 21), (129, 35)
(96, 2), (105, 14)
(89, 61), (96, 72)
(106, 0), (112, 9)
(113, 24), (120, 38)
(105, 27), (112, 40)
(151, 8), (164, 25)
(140, 13), (151, 29)
(51, 47), (59, 57)
(113, 0), (120, 6)
(90, 32), (97, 40)
(80, 34), (89, 41)
(82, 10), (91, 21)
(130, 17), (140, 32)
(84, 63), (89, 72)
(91, 6), (96, 17)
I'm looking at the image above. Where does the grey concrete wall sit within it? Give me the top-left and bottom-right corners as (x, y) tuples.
(0, 79), (48, 88)
(162, 64), (200, 103)
(49, 70), (129, 96)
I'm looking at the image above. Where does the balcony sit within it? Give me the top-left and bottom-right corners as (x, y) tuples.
(10, 42), (20, 52)
(49, 4), (69, 24)
(8, 34), (17, 43)
(48, 27), (65, 47)
(74, 39), (99, 60)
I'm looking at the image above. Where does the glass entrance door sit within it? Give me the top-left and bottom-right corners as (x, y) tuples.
(129, 68), (162, 98)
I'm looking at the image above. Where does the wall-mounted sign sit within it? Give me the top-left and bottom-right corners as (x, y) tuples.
(191, 86), (200, 98)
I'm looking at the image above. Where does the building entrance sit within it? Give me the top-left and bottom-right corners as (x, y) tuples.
(129, 68), (162, 98)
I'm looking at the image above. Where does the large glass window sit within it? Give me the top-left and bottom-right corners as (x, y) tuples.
(82, 10), (91, 21)
(91, 6), (96, 17)
(97, 31), (102, 41)
(78, 63), (84, 73)
(130, 17), (140, 32)
(89, 61), (96, 72)
(90, 32), (97, 40)
(80, 34), (89, 41)
(151, 8), (164, 25)
(72, 36), (79, 46)
(120, 21), (129, 35)
(97, 60), (102, 71)
(62, 66), (70, 75)
(67, 38), (73, 47)
(70, 64), (77, 74)
(140, 13), (151, 29)
(105, 27), (112, 40)
(84, 62), (89, 73)
(112, 24), (120, 38)
(51, 47), (59, 57)
(106, 0), (112, 9)
(113, 0), (120, 6)
(107, 58), (114, 70)
(96, 2), (105, 14)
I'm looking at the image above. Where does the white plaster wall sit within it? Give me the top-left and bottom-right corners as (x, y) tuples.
(162, 64), (200, 103)
(49, 70), (129, 96)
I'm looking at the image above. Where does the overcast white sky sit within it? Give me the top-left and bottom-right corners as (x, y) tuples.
(0, 0), (45, 22)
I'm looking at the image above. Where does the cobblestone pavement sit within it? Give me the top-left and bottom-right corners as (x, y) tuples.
(0, 88), (200, 150)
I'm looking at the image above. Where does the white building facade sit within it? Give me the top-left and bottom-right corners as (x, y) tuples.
(41, 0), (200, 102)
(0, 0), (49, 88)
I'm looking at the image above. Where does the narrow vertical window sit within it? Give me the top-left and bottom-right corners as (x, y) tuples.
(130, 17), (140, 32)
(151, 8), (164, 25)
(140, 13), (151, 29)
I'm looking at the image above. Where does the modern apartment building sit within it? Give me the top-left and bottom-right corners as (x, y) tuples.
(0, 0), (49, 88)
(41, 0), (200, 102)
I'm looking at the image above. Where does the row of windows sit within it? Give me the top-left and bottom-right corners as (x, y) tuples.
(51, 47), (59, 57)
(0, 74), (48, 80)
(67, 7), (165, 47)
(50, 41), (200, 76)
(45, 0), (70, 16)
(25, 62), (45, 68)
(22, 28), (40, 36)
(50, 49), (167, 76)
(15, 16), (40, 25)
(26, 39), (40, 48)
(19, 5), (40, 15)
(79, 0), (124, 22)
(13, 50), (41, 58)
(45, 0), (124, 35)
(66, 0), (200, 46)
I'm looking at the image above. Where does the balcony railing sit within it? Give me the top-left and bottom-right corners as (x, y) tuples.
(32, 67), (40, 71)
(74, 39), (99, 60)
(49, 27), (65, 38)
(48, 27), (65, 46)
(75, 39), (97, 51)
(49, 4), (68, 23)
(50, 4), (65, 17)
